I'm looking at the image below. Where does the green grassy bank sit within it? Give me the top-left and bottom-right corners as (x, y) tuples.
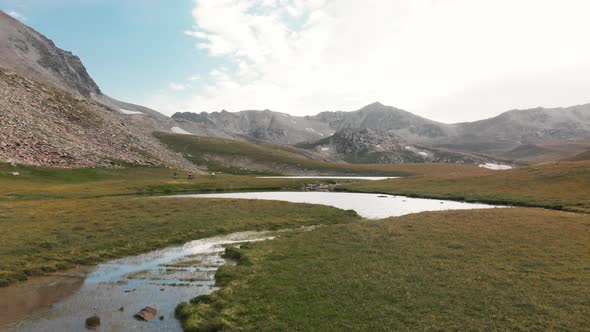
(177, 208), (590, 331)
(0, 197), (359, 286)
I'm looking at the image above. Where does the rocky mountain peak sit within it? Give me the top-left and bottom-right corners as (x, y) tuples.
(362, 101), (385, 108)
(0, 10), (101, 97)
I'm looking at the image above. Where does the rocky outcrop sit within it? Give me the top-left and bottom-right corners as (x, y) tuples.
(299, 128), (516, 166)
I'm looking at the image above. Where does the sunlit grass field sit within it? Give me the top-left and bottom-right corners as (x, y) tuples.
(177, 208), (590, 331)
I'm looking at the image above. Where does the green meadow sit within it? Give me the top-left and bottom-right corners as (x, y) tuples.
(177, 208), (590, 331)
(1, 158), (589, 331)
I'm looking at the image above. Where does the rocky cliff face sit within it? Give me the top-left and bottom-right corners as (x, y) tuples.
(298, 128), (515, 166)
(0, 11), (100, 97)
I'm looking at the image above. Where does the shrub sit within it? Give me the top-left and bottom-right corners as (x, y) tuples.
(85, 315), (100, 329)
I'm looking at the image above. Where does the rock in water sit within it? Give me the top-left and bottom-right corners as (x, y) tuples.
(134, 306), (157, 321)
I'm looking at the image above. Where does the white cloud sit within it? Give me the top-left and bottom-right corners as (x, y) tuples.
(7, 11), (26, 21)
(169, 82), (190, 91)
(188, 75), (201, 81)
(146, 0), (590, 122)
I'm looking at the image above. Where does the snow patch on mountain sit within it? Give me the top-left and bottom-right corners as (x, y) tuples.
(479, 163), (513, 170)
(171, 127), (192, 135)
(119, 109), (143, 115)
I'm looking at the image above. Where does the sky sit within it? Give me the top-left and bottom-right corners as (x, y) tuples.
(2, 0), (590, 123)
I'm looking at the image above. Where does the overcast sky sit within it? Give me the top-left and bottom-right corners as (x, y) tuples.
(4, 0), (590, 123)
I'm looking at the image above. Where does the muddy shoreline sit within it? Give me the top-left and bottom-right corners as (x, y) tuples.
(0, 266), (93, 330)
(2, 231), (275, 332)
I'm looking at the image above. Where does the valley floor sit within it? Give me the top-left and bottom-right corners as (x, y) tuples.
(1, 161), (589, 331)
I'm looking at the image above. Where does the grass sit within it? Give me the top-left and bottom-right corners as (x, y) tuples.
(0, 160), (486, 287)
(340, 161), (590, 212)
(155, 132), (413, 176)
(176, 208), (590, 331)
(0, 197), (359, 287)
(0, 163), (358, 200)
(3, 157), (590, 332)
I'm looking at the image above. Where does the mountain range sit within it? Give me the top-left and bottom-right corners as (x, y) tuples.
(174, 102), (590, 163)
(1, 9), (589, 169)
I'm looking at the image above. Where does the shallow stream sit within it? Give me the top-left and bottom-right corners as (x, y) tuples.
(5, 192), (498, 331)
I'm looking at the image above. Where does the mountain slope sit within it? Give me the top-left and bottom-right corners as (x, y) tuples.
(437, 105), (590, 159)
(0, 10), (200, 169)
(173, 102), (451, 145)
(0, 10), (186, 136)
(176, 101), (590, 164)
(309, 102), (454, 142)
(0, 11), (100, 97)
(173, 110), (334, 144)
(0, 69), (196, 169)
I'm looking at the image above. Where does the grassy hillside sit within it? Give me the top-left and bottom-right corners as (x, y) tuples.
(177, 208), (590, 331)
(155, 132), (413, 176)
(340, 161), (590, 212)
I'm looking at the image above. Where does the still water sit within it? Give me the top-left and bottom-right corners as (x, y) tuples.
(257, 176), (397, 180)
(170, 191), (498, 219)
